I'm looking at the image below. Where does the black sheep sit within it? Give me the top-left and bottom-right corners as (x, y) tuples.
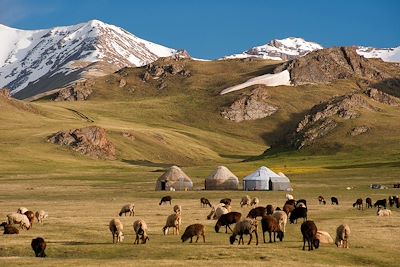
(247, 206), (266, 219)
(331, 197), (339, 205)
(289, 207), (307, 224)
(318, 196), (326, 205)
(215, 212), (241, 233)
(296, 199), (307, 208)
(200, 197), (212, 208)
(365, 197), (372, 208)
(374, 199), (387, 209)
(159, 196), (172, 205)
(352, 198), (363, 210)
(266, 204), (274, 215)
(220, 198), (232, 205)
(1, 222), (19, 235)
(31, 237), (46, 257)
(301, 220), (320, 251)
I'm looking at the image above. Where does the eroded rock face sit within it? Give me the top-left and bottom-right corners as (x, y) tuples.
(365, 88), (400, 106)
(275, 47), (391, 85)
(54, 80), (94, 101)
(0, 88), (11, 99)
(349, 126), (370, 136)
(291, 93), (375, 149)
(48, 126), (116, 160)
(221, 88), (278, 122)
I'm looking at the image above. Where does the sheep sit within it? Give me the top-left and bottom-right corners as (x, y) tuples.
(353, 198), (363, 210)
(220, 198), (232, 205)
(261, 215), (283, 243)
(31, 237), (46, 257)
(229, 218), (258, 245)
(285, 199), (296, 206)
(283, 202), (295, 215)
(389, 196), (395, 207)
(215, 212), (242, 233)
(289, 207), (307, 224)
(296, 199), (307, 208)
(266, 204), (274, 215)
(272, 210), (288, 234)
(331, 197), (339, 205)
(159, 195), (172, 205)
(163, 213), (182, 235)
(301, 220), (320, 251)
(316, 230), (334, 244)
(247, 206), (266, 219)
(35, 210), (48, 224)
(173, 205), (182, 215)
(374, 199), (387, 209)
(109, 218), (124, 244)
(17, 207), (28, 214)
(24, 211), (35, 227)
(318, 196), (326, 205)
(395, 196), (400, 208)
(181, 224), (205, 243)
(7, 213), (31, 230)
(377, 207), (392, 217)
(200, 197), (212, 207)
(0, 222), (19, 234)
(119, 203), (135, 216)
(240, 195), (251, 207)
(133, 219), (149, 244)
(207, 203), (231, 220)
(250, 197), (259, 207)
(286, 193), (294, 200)
(335, 224), (350, 248)
(365, 197), (372, 209)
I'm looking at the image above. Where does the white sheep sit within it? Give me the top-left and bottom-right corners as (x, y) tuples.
(240, 195), (251, 207)
(316, 230), (334, 244)
(35, 210), (48, 224)
(207, 203), (231, 220)
(133, 219), (149, 244)
(173, 205), (182, 215)
(377, 208), (392, 217)
(163, 213), (182, 235)
(285, 194), (294, 200)
(7, 213), (31, 230)
(17, 207), (28, 214)
(229, 218), (259, 245)
(335, 224), (350, 248)
(119, 203), (135, 216)
(272, 210), (288, 233)
(109, 218), (124, 244)
(250, 197), (259, 207)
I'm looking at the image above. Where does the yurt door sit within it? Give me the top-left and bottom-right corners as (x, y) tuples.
(161, 181), (166, 190)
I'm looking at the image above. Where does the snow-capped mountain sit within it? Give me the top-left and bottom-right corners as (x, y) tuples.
(0, 20), (177, 99)
(356, 46), (400, 63)
(221, 37), (323, 61)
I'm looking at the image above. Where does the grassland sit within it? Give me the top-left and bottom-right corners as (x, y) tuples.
(0, 59), (399, 266)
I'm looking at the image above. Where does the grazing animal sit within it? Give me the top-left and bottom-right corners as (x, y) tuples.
(24, 211), (35, 227)
(163, 213), (182, 235)
(365, 197), (372, 209)
(266, 204), (274, 215)
(7, 213), (31, 230)
(240, 195), (251, 207)
(250, 197), (259, 207)
(272, 210), (288, 234)
(283, 203), (295, 215)
(229, 219), (258, 245)
(207, 203), (231, 220)
(377, 207), (392, 217)
(109, 218), (124, 244)
(200, 197), (212, 207)
(35, 210), (48, 224)
(296, 199), (307, 208)
(133, 219), (149, 244)
(215, 212), (241, 233)
(246, 206), (266, 219)
(159, 196), (172, 205)
(374, 199), (387, 209)
(352, 198), (363, 210)
(389, 196), (395, 207)
(17, 207), (28, 214)
(286, 193), (294, 200)
(1, 222), (19, 234)
(285, 199), (296, 206)
(31, 237), (46, 257)
(261, 215), (283, 243)
(289, 207), (307, 224)
(395, 196), (400, 208)
(301, 220), (320, 251)
(119, 203), (135, 216)
(331, 197), (339, 205)
(318, 196), (326, 205)
(220, 198), (232, 205)
(181, 224), (205, 243)
(173, 205), (182, 214)
(335, 224), (350, 248)
(316, 230), (334, 244)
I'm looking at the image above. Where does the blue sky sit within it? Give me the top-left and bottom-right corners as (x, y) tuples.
(1, 0), (399, 59)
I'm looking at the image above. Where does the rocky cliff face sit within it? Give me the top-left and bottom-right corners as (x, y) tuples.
(48, 126), (116, 160)
(53, 80), (94, 101)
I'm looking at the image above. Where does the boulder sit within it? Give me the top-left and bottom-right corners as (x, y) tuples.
(54, 80), (93, 101)
(349, 126), (370, 136)
(365, 88), (400, 106)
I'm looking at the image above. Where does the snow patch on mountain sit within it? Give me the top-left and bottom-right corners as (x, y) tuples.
(356, 46), (400, 63)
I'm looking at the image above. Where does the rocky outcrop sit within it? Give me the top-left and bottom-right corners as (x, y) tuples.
(275, 47), (392, 85)
(365, 88), (400, 106)
(290, 93), (375, 149)
(48, 126), (116, 160)
(221, 88), (278, 122)
(54, 80), (94, 101)
(0, 88), (11, 99)
(349, 126), (370, 136)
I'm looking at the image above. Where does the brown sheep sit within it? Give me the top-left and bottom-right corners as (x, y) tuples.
(246, 206), (266, 219)
(352, 198), (363, 210)
(229, 219), (258, 245)
(1, 222), (19, 234)
(181, 224), (205, 243)
(159, 196), (172, 205)
(335, 224), (350, 248)
(31, 237), (46, 257)
(301, 220), (320, 251)
(365, 197), (372, 209)
(266, 204), (274, 215)
(215, 212), (241, 233)
(200, 197), (212, 207)
(261, 215), (283, 243)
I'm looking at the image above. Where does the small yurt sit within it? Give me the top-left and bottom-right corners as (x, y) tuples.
(270, 172), (292, 191)
(205, 166), (239, 190)
(155, 165), (193, 191)
(243, 166), (272, 191)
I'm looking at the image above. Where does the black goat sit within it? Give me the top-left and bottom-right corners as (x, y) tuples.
(159, 196), (172, 205)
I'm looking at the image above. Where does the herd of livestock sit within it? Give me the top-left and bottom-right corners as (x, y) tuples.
(1, 193), (398, 257)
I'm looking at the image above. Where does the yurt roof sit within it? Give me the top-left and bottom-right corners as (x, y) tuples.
(243, 166), (281, 181)
(205, 166), (238, 181)
(157, 165), (191, 182)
